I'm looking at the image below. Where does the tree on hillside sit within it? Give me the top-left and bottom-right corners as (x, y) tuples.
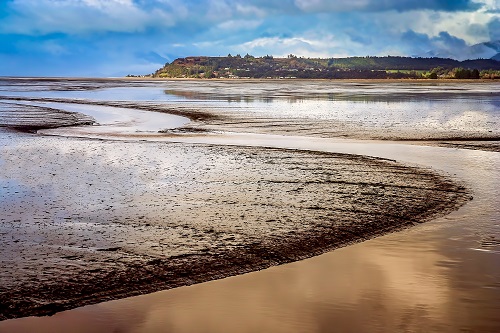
(454, 68), (480, 79)
(472, 69), (480, 79)
(454, 68), (471, 79)
(428, 72), (438, 79)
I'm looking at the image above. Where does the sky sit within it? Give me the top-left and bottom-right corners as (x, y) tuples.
(0, 0), (499, 77)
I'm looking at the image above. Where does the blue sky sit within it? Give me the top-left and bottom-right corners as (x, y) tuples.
(0, 0), (499, 77)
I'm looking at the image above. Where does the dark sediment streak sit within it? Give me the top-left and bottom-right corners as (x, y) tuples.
(0, 102), (95, 131)
(0, 96), (220, 123)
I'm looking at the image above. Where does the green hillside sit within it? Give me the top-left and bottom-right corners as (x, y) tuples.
(152, 54), (500, 79)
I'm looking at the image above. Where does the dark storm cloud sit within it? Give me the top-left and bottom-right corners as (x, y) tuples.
(293, 0), (481, 13)
(488, 18), (500, 40)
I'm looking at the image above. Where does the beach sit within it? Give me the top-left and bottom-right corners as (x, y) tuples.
(0, 78), (498, 331)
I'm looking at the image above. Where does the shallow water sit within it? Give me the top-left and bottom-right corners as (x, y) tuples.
(1, 101), (189, 134)
(1, 79), (498, 139)
(0, 79), (499, 332)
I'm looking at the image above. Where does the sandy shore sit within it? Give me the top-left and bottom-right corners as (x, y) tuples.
(0, 126), (470, 320)
(1, 78), (496, 321)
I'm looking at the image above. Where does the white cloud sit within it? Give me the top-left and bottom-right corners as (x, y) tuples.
(235, 33), (351, 58)
(217, 19), (263, 31)
(474, 0), (500, 11)
(205, 0), (234, 21)
(82, 0), (135, 9)
(0, 0), (176, 35)
(357, 9), (496, 45)
(193, 40), (222, 48)
(235, 4), (268, 17)
(294, 0), (370, 12)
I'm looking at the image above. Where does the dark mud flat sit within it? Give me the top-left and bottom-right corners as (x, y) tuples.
(435, 140), (500, 152)
(0, 128), (470, 320)
(0, 96), (220, 123)
(0, 101), (94, 130)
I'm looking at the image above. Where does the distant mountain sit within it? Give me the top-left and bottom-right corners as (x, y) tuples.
(467, 40), (500, 60)
(419, 40), (500, 62)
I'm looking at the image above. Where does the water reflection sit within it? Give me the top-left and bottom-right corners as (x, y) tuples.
(6, 101), (190, 134)
(159, 83), (499, 139)
(1, 138), (498, 333)
(1, 80), (498, 136)
(0, 79), (499, 332)
(163, 89), (309, 103)
(163, 88), (498, 104)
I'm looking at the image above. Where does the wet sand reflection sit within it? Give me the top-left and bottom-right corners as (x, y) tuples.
(1, 137), (498, 333)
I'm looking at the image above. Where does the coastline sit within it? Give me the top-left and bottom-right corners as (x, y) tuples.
(0, 79), (496, 322)
(0, 129), (470, 320)
(2, 75), (499, 83)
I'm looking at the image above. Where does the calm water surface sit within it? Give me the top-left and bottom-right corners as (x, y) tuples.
(1, 79), (498, 138)
(0, 80), (498, 332)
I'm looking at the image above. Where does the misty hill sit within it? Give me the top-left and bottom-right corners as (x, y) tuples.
(153, 55), (500, 79)
(466, 40), (500, 61)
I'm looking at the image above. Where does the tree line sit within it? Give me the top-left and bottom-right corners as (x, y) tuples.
(152, 55), (500, 79)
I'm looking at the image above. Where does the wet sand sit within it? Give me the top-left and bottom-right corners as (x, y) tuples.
(0, 101), (94, 130)
(1, 136), (498, 332)
(0, 127), (469, 319)
(0, 78), (498, 327)
(1, 78), (498, 151)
